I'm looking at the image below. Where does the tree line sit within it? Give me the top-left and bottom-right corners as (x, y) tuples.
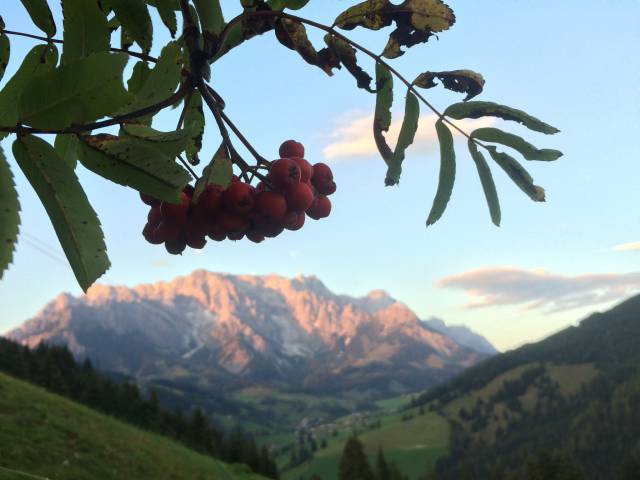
(0, 337), (279, 479)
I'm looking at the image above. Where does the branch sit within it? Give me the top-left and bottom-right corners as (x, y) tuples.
(214, 11), (483, 146)
(1, 29), (157, 62)
(0, 82), (190, 135)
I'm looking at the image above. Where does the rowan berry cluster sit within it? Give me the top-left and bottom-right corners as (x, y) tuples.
(141, 140), (336, 254)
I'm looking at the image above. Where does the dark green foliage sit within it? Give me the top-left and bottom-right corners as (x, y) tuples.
(338, 436), (374, 480)
(0, 337), (279, 479)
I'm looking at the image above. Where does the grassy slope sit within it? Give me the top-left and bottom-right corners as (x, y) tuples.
(0, 372), (265, 480)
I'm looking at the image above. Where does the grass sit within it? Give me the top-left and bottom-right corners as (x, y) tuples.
(0, 372), (266, 480)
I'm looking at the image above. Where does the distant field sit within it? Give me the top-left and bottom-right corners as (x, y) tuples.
(0, 372), (265, 480)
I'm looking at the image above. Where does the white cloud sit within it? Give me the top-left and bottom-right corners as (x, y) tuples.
(322, 111), (495, 162)
(438, 266), (640, 313)
(613, 242), (640, 252)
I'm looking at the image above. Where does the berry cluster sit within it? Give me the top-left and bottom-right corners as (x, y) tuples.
(141, 140), (336, 254)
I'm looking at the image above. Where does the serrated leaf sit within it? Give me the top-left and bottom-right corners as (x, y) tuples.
(184, 92), (204, 165)
(13, 135), (110, 291)
(77, 134), (190, 203)
(426, 120), (455, 225)
(486, 146), (545, 202)
(334, 0), (455, 58)
(0, 147), (20, 279)
(374, 62), (393, 163)
(120, 25), (134, 50)
(119, 41), (182, 117)
(110, 0), (153, 53)
(153, 0), (179, 37)
(54, 134), (80, 169)
(120, 124), (190, 157)
(18, 52), (131, 130)
(193, 0), (224, 36)
(20, 0), (56, 37)
(385, 90), (419, 186)
(468, 139), (500, 226)
(268, 0), (310, 9)
(445, 101), (560, 134)
(275, 19), (340, 75)
(0, 34), (10, 83)
(324, 34), (374, 92)
(61, 0), (110, 64)
(471, 127), (563, 161)
(127, 61), (152, 96)
(193, 143), (233, 202)
(0, 44), (58, 130)
(414, 69), (484, 101)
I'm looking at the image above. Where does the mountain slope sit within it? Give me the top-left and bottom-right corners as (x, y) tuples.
(416, 293), (640, 479)
(0, 371), (265, 480)
(424, 317), (498, 355)
(7, 271), (492, 399)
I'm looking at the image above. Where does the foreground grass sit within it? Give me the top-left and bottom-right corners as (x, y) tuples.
(0, 372), (265, 480)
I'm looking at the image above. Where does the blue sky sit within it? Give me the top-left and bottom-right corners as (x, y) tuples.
(1, 2), (639, 351)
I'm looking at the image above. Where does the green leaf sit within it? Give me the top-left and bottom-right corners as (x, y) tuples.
(119, 41), (183, 116)
(268, 0), (310, 10)
(0, 147), (20, 279)
(120, 25), (134, 50)
(193, 143), (233, 202)
(385, 90), (419, 186)
(414, 69), (484, 101)
(61, 0), (110, 64)
(13, 135), (110, 291)
(120, 124), (190, 158)
(0, 34), (10, 83)
(468, 139), (500, 226)
(153, 0), (179, 37)
(334, 0), (455, 58)
(20, 0), (57, 37)
(445, 101), (560, 134)
(127, 61), (152, 96)
(110, 0), (153, 52)
(426, 120), (456, 225)
(77, 133), (190, 203)
(54, 134), (80, 170)
(193, 0), (225, 36)
(324, 34), (374, 92)
(0, 44), (58, 130)
(486, 146), (546, 202)
(373, 62), (393, 163)
(471, 127), (563, 161)
(18, 52), (131, 130)
(184, 92), (205, 165)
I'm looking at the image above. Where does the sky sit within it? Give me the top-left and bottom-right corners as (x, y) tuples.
(1, 2), (639, 351)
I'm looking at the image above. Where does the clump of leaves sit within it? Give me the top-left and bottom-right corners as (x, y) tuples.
(0, 0), (561, 291)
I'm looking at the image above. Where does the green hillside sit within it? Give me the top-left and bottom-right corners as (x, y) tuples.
(0, 372), (266, 480)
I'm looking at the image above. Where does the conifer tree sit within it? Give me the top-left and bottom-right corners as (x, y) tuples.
(338, 436), (374, 480)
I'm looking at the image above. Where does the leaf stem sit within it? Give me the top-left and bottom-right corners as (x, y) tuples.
(0, 29), (157, 62)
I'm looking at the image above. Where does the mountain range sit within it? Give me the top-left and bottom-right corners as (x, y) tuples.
(6, 270), (496, 419)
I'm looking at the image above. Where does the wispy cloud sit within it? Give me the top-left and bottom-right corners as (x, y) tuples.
(322, 111), (495, 162)
(438, 267), (640, 313)
(613, 242), (640, 252)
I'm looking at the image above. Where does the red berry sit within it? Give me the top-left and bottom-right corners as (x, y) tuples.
(307, 195), (331, 220)
(160, 193), (190, 225)
(285, 182), (314, 212)
(284, 212), (305, 231)
(227, 231), (245, 241)
(223, 181), (254, 215)
(140, 192), (159, 206)
(197, 184), (222, 216)
(218, 212), (249, 235)
(182, 184), (195, 197)
(269, 158), (301, 191)
(186, 232), (207, 249)
(165, 238), (187, 255)
(143, 222), (163, 244)
(279, 140), (305, 159)
(292, 157), (313, 182)
(311, 163), (336, 196)
(260, 222), (285, 238)
(147, 205), (162, 226)
(154, 222), (182, 242)
(255, 191), (287, 222)
(208, 223), (227, 242)
(246, 231), (265, 243)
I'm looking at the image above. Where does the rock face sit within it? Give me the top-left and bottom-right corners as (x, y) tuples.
(424, 317), (499, 355)
(7, 270), (494, 396)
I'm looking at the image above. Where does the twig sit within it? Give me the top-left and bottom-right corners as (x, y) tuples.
(1, 29), (157, 62)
